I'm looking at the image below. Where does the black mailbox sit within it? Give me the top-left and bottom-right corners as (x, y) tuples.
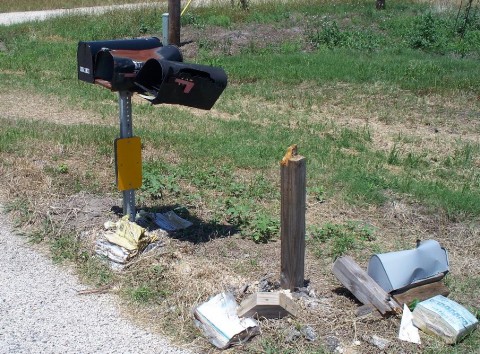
(135, 59), (227, 110)
(94, 45), (183, 91)
(77, 37), (227, 110)
(77, 37), (162, 84)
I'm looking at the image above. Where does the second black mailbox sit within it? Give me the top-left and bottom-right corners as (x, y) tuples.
(77, 37), (227, 110)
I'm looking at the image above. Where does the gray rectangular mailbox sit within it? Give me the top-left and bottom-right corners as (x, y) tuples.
(77, 37), (228, 220)
(367, 239), (449, 293)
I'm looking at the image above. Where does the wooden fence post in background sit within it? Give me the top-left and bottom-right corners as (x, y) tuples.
(280, 145), (306, 291)
(168, 0), (181, 46)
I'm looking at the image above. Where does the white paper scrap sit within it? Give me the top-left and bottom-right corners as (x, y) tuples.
(399, 304), (421, 344)
(194, 292), (259, 349)
(154, 211), (192, 231)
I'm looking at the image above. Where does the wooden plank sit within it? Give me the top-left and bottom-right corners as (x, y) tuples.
(332, 256), (401, 315)
(280, 150), (306, 291)
(392, 280), (450, 307)
(168, 0), (181, 46)
(238, 292), (298, 319)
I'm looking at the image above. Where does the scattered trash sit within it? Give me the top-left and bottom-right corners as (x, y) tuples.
(323, 336), (341, 353)
(95, 210), (192, 269)
(412, 295), (478, 344)
(141, 240), (164, 254)
(300, 325), (317, 341)
(367, 239), (449, 293)
(103, 215), (155, 251)
(257, 275), (280, 292)
(237, 291), (298, 319)
(194, 292), (259, 349)
(95, 239), (131, 264)
(153, 211), (192, 231)
(284, 327), (301, 343)
(362, 334), (390, 350)
(398, 304), (421, 344)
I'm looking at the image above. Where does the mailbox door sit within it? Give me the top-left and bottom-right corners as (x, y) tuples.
(135, 59), (228, 110)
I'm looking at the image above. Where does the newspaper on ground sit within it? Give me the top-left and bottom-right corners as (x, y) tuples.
(412, 295), (478, 344)
(194, 292), (259, 349)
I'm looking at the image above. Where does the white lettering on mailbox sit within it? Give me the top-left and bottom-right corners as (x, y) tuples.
(79, 66), (90, 74)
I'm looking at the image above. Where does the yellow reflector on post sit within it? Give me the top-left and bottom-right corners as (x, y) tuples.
(115, 136), (142, 191)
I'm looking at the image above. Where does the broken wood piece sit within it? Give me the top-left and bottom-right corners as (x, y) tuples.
(332, 256), (401, 316)
(77, 284), (113, 295)
(392, 280), (450, 307)
(238, 292), (298, 319)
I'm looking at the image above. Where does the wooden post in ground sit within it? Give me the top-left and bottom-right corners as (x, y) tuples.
(168, 0), (181, 46)
(280, 145), (306, 291)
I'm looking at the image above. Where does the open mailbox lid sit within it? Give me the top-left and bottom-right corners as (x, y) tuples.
(367, 240), (449, 293)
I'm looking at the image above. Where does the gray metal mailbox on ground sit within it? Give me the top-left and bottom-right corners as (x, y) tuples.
(77, 37), (228, 220)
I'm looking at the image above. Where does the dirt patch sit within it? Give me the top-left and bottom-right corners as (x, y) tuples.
(49, 191), (120, 232)
(0, 90), (103, 125)
(181, 22), (305, 58)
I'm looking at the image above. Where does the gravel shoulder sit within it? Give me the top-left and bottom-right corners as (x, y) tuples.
(0, 204), (193, 354)
(0, 2), (163, 25)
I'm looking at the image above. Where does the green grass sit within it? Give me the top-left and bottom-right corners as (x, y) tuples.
(0, 1), (479, 351)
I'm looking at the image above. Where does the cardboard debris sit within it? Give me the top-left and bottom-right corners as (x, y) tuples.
(412, 295), (478, 344)
(237, 291), (298, 319)
(95, 214), (160, 267)
(398, 304), (421, 344)
(367, 240), (449, 293)
(194, 292), (259, 349)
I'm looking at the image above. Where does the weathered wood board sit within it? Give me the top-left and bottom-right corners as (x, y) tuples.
(392, 280), (450, 307)
(332, 256), (401, 315)
(280, 154), (306, 291)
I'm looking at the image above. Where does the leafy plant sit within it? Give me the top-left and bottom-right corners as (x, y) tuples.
(309, 221), (376, 260)
(225, 198), (252, 226)
(408, 13), (439, 50)
(408, 298), (420, 311)
(308, 20), (343, 49)
(141, 169), (180, 200)
(250, 213), (279, 243)
(50, 233), (80, 263)
(56, 163), (69, 174)
(308, 185), (326, 202)
(128, 285), (157, 303)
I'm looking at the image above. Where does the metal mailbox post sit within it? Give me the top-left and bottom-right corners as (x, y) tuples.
(77, 37), (227, 221)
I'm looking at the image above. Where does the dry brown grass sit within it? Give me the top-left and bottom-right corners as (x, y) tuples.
(0, 90), (104, 125)
(1, 66), (478, 354)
